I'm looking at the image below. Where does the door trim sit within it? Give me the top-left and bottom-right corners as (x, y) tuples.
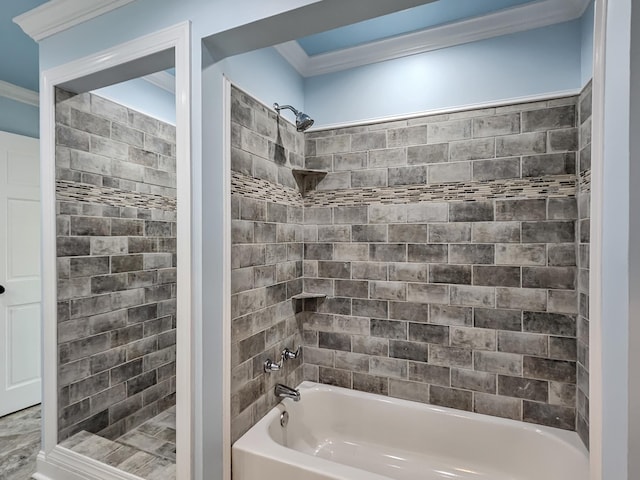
(38, 21), (193, 479)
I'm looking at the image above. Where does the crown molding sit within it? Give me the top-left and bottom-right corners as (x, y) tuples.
(13, 0), (137, 42)
(0, 80), (39, 107)
(142, 71), (176, 94)
(276, 0), (592, 77)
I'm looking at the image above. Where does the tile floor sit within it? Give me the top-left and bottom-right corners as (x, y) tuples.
(0, 405), (176, 479)
(0, 404), (41, 480)
(61, 406), (176, 479)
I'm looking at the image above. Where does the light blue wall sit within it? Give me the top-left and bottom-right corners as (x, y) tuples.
(0, 97), (38, 138)
(93, 77), (176, 125)
(217, 47), (304, 113)
(581, 1), (595, 85)
(305, 20), (583, 127)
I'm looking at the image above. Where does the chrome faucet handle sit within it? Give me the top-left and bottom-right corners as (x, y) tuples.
(264, 358), (282, 373)
(282, 346), (301, 361)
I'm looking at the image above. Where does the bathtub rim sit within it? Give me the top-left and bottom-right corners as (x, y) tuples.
(232, 381), (589, 478)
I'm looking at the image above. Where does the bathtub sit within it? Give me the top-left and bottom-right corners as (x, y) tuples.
(232, 381), (588, 480)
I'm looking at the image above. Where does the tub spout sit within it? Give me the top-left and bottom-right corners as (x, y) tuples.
(275, 384), (300, 402)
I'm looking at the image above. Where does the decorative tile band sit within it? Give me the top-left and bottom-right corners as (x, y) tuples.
(56, 180), (177, 211)
(579, 169), (591, 193)
(304, 176), (577, 207)
(231, 171), (304, 207)
(232, 171), (577, 207)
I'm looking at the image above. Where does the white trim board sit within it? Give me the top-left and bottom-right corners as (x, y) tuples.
(37, 21), (192, 480)
(0, 80), (39, 107)
(307, 88), (583, 132)
(275, 0), (592, 77)
(13, 0), (136, 42)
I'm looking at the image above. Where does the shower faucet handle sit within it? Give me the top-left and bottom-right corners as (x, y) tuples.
(282, 346), (301, 361)
(264, 358), (282, 373)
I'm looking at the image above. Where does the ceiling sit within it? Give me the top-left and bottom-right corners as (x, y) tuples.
(1, 0), (590, 95)
(297, 0), (535, 56)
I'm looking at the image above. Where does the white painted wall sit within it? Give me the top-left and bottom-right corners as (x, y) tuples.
(304, 21), (582, 127)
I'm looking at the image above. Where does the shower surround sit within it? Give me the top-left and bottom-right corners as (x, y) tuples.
(231, 86), (590, 440)
(55, 90), (177, 442)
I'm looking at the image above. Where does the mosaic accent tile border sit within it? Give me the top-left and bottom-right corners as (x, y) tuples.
(231, 171), (304, 207)
(232, 171), (576, 208)
(580, 169), (591, 193)
(56, 180), (177, 211)
(304, 176), (576, 207)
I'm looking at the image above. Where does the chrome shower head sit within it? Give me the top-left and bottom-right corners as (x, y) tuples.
(274, 103), (315, 132)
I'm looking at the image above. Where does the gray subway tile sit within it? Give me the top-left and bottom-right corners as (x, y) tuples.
(522, 105), (576, 133)
(430, 305), (472, 326)
(474, 308), (522, 331)
(473, 113), (520, 138)
(408, 362), (450, 386)
(523, 401), (575, 430)
(428, 162), (471, 183)
(475, 351), (522, 376)
(472, 157), (520, 181)
(451, 368), (496, 394)
(370, 319), (406, 340)
(449, 244), (494, 264)
(498, 375), (548, 402)
(388, 165), (427, 186)
(495, 199), (546, 221)
(498, 331), (548, 356)
(522, 266), (576, 290)
(429, 264), (471, 285)
(429, 385), (472, 411)
(449, 201), (494, 222)
(523, 356), (576, 383)
(496, 132), (546, 157)
(473, 266), (521, 287)
(474, 393), (521, 420)
(407, 144), (448, 165)
(389, 340), (428, 362)
(449, 138), (495, 161)
(522, 152), (576, 177)
(368, 148), (407, 168)
(408, 323), (449, 345)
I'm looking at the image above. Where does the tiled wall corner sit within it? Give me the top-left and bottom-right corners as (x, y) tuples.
(301, 98), (582, 431)
(577, 81), (592, 448)
(230, 86), (305, 442)
(56, 89), (177, 441)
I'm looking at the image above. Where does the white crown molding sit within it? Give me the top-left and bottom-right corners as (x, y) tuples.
(0, 80), (39, 107)
(142, 71), (176, 94)
(276, 0), (592, 77)
(13, 0), (137, 42)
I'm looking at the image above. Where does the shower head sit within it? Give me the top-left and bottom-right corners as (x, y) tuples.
(273, 103), (314, 132)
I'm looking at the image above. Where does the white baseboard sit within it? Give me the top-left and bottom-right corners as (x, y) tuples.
(36, 447), (144, 480)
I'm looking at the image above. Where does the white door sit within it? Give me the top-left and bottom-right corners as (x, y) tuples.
(0, 131), (41, 417)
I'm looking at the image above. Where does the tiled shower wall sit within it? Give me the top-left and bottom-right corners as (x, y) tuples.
(56, 90), (177, 441)
(301, 98), (582, 431)
(230, 86), (305, 442)
(577, 82), (592, 447)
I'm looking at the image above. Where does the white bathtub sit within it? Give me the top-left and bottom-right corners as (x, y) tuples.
(232, 382), (589, 480)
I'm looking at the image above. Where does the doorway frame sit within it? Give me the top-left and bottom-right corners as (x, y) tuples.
(35, 22), (192, 480)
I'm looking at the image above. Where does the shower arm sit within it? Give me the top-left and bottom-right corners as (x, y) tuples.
(273, 103), (299, 116)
